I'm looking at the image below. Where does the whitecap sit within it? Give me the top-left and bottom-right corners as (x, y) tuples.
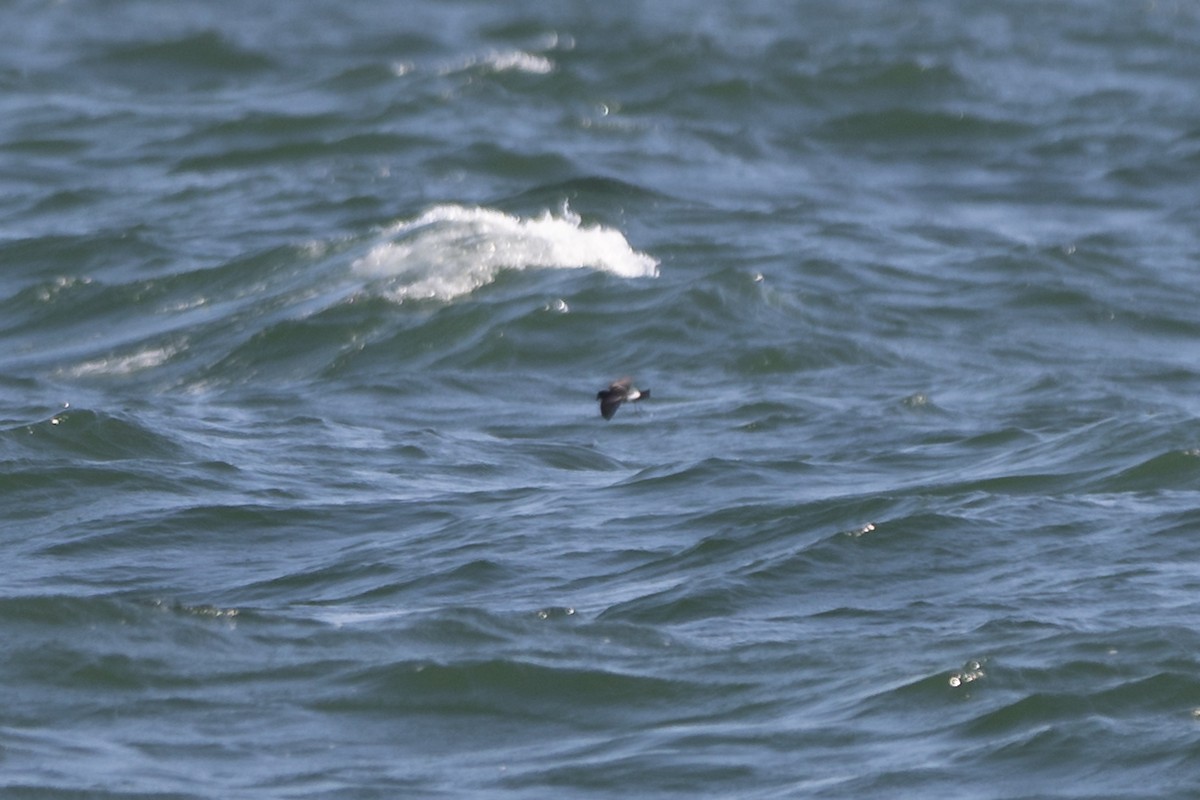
(66, 344), (179, 377)
(352, 204), (658, 303)
(480, 50), (555, 74)
(440, 49), (555, 76)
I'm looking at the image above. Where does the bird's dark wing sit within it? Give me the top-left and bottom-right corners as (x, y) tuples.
(598, 377), (635, 420)
(599, 393), (622, 420)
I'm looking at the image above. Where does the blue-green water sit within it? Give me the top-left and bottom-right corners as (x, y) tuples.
(3, 1), (1200, 797)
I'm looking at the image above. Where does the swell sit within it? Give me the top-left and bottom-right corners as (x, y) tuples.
(79, 29), (276, 91)
(2, 192), (663, 393)
(311, 657), (744, 726)
(0, 227), (169, 285)
(0, 407), (183, 462)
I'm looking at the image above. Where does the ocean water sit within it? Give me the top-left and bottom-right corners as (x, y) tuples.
(3, 0), (1200, 797)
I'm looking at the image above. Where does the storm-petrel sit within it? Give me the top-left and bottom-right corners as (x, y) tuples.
(597, 377), (649, 420)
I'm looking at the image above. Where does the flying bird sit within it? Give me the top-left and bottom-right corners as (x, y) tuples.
(597, 377), (649, 420)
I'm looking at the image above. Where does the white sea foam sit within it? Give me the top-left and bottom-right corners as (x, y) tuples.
(439, 49), (555, 76)
(479, 49), (555, 74)
(352, 204), (658, 303)
(66, 344), (178, 378)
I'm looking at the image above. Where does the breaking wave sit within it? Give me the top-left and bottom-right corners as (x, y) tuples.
(352, 204), (658, 303)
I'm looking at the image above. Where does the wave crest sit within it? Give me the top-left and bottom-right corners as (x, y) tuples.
(352, 204), (658, 303)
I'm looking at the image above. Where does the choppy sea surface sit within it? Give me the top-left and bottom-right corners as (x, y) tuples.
(3, 1), (1200, 797)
